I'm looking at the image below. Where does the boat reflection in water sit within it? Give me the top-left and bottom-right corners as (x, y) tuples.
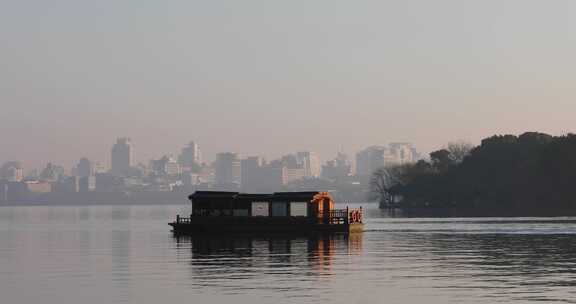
(173, 233), (363, 287)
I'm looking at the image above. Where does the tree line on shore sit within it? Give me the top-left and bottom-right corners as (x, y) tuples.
(371, 132), (576, 213)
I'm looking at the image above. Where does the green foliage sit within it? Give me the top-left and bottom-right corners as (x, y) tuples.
(387, 132), (576, 212)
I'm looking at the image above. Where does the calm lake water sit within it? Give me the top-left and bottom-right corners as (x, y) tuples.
(1, 203), (576, 304)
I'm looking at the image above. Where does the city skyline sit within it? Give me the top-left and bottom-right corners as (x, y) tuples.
(1, 135), (431, 172)
(1, 136), (417, 203)
(0, 137), (419, 175)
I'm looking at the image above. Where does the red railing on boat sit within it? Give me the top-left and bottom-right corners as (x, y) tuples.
(320, 208), (363, 225)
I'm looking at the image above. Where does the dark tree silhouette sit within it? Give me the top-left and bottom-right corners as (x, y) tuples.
(376, 132), (576, 215)
(446, 141), (473, 164)
(370, 168), (396, 207)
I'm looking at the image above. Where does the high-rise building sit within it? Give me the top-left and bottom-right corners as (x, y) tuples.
(355, 146), (386, 176)
(388, 142), (415, 165)
(258, 166), (286, 191)
(179, 141), (202, 168)
(111, 138), (132, 177)
(151, 155), (181, 176)
(321, 152), (351, 180)
(241, 156), (286, 192)
(285, 168), (307, 183)
(79, 176), (96, 192)
(280, 154), (300, 169)
(39, 162), (65, 182)
(0, 161), (23, 182)
(296, 151), (321, 178)
(92, 162), (107, 175)
(241, 156), (262, 192)
(76, 158), (94, 178)
(214, 152), (241, 189)
(356, 143), (418, 176)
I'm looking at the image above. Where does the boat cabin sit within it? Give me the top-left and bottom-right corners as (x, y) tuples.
(190, 191), (334, 219)
(171, 191), (363, 234)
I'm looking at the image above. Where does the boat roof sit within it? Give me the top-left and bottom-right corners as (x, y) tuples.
(272, 192), (324, 201)
(189, 191), (326, 202)
(187, 191), (235, 199)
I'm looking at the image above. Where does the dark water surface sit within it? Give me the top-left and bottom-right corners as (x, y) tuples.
(1, 203), (576, 304)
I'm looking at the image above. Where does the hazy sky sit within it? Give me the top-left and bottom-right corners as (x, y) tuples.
(2, 0), (576, 170)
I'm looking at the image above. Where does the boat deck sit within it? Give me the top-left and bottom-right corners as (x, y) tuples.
(170, 208), (363, 235)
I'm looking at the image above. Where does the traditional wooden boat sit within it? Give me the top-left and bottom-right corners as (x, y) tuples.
(169, 191), (363, 235)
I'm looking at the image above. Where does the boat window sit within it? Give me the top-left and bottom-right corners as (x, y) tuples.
(290, 202), (308, 217)
(271, 202), (287, 217)
(251, 202), (269, 217)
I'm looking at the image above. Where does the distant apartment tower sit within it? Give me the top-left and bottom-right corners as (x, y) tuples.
(241, 156), (262, 191)
(296, 151), (321, 178)
(355, 146), (386, 176)
(151, 155), (181, 176)
(241, 156), (286, 193)
(321, 152), (351, 180)
(257, 166), (286, 192)
(388, 142), (415, 165)
(241, 156), (262, 192)
(179, 141), (202, 167)
(0, 161), (24, 182)
(40, 162), (64, 182)
(111, 138), (132, 176)
(214, 152), (241, 188)
(79, 176), (96, 192)
(76, 158), (94, 178)
(272, 155), (306, 183)
(356, 144), (418, 175)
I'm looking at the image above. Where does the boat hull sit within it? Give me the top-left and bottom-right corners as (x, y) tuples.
(169, 216), (363, 235)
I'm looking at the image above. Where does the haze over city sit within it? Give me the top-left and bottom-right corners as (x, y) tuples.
(3, 1), (576, 169)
